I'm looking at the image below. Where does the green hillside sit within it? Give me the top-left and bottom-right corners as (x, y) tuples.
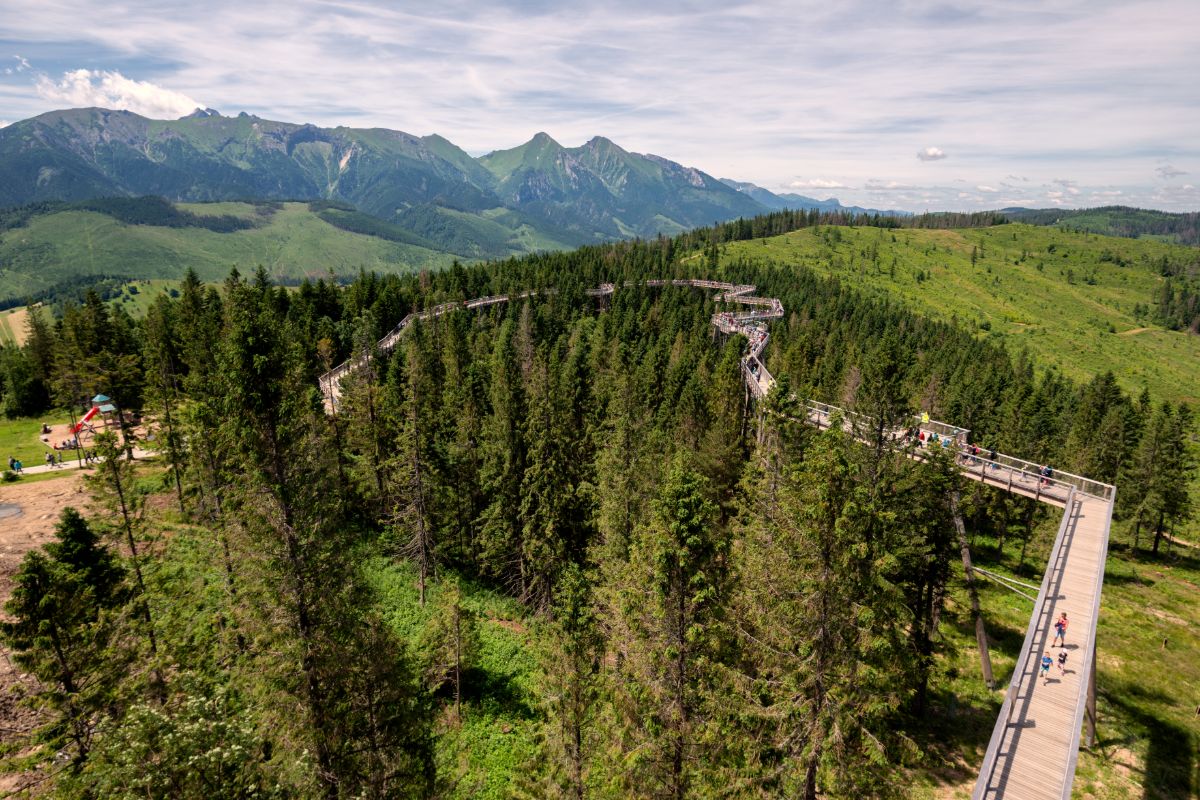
(1003, 206), (1200, 245)
(0, 201), (459, 303)
(718, 223), (1200, 404)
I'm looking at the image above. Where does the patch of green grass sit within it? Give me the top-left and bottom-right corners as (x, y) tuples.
(0, 203), (461, 303)
(0, 307), (21, 346)
(720, 224), (1200, 404)
(367, 558), (541, 800)
(0, 413), (59, 468)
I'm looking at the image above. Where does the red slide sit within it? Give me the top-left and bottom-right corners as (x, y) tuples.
(72, 405), (99, 434)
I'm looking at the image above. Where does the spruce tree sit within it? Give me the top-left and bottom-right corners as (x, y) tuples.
(2, 508), (127, 766)
(733, 424), (914, 799)
(603, 461), (729, 799)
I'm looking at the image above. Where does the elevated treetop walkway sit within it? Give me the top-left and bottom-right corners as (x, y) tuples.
(318, 279), (1115, 798)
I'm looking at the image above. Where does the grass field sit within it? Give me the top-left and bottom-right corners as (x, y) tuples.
(0, 202), (461, 303)
(369, 559), (540, 800)
(0, 414), (61, 469)
(0, 307), (27, 346)
(718, 224), (1200, 404)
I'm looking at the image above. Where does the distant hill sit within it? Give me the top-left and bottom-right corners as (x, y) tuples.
(0, 200), (460, 304)
(719, 178), (908, 216)
(1001, 206), (1200, 245)
(718, 222), (1200, 404)
(0, 107), (774, 252)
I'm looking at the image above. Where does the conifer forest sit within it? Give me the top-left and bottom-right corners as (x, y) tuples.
(0, 221), (1194, 799)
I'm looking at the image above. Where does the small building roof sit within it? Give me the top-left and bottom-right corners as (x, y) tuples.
(98, 403), (117, 414)
(92, 394), (111, 403)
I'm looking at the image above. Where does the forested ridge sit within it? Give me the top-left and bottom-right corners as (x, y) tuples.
(0, 224), (1194, 797)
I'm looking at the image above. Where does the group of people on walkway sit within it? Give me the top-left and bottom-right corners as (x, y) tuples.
(1040, 612), (1070, 685)
(7, 456), (23, 474)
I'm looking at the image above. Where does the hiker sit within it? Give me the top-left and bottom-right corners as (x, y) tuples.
(12, 459), (22, 474)
(46, 452), (55, 468)
(1052, 612), (1069, 647)
(1057, 649), (1069, 676)
(1040, 652), (1054, 684)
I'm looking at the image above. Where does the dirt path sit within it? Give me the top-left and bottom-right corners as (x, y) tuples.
(0, 472), (90, 794)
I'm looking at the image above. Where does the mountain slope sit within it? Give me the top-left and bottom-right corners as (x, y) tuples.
(719, 178), (908, 216)
(480, 134), (765, 238)
(0, 200), (457, 303)
(0, 108), (774, 251)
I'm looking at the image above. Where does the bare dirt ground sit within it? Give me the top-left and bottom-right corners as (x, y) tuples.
(0, 472), (89, 794)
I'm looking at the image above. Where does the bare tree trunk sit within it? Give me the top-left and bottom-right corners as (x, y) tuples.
(952, 491), (995, 689)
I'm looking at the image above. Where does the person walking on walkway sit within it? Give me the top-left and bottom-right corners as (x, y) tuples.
(1057, 649), (1069, 676)
(1041, 652), (1054, 684)
(1052, 612), (1069, 647)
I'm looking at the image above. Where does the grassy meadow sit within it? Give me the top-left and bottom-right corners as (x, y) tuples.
(718, 223), (1200, 404)
(0, 202), (459, 303)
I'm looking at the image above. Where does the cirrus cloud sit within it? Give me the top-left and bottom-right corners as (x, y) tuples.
(35, 69), (200, 119)
(916, 146), (947, 162)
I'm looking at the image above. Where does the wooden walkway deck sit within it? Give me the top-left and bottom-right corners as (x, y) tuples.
(972, 489), (1114, 800)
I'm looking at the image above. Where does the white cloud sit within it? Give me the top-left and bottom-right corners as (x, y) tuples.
(1091, 190), (1123, 197)
(1052, 178), (1081, 195)
(864, 179), (914, 191)
(1156, 164), (1187, 179)
(916, 146), (946, 162)
(35, 69), (200, 119)
(789, 178), (845, 189)
(976, 184), (998, 192)
(0, 120), (8, 128)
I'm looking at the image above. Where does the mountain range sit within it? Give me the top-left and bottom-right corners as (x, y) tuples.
(0, 107), (900, 259)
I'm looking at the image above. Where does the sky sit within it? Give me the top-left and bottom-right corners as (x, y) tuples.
(1, 0), (1198, 212)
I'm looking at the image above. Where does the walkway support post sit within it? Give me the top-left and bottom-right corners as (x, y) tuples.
(952, 490), (995, 690)
(1086, 647), (1097, 748)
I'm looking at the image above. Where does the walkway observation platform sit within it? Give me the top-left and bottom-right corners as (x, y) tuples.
(317, 279), (1115, 799)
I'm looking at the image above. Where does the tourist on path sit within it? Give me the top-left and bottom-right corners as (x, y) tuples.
(1041, 652), (1054, 684)
(1052, 612), (1069, 647)
(1057, 650), (1069, 676)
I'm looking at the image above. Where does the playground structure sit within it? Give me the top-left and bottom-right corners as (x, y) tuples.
(317, 278), (1116, 799)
